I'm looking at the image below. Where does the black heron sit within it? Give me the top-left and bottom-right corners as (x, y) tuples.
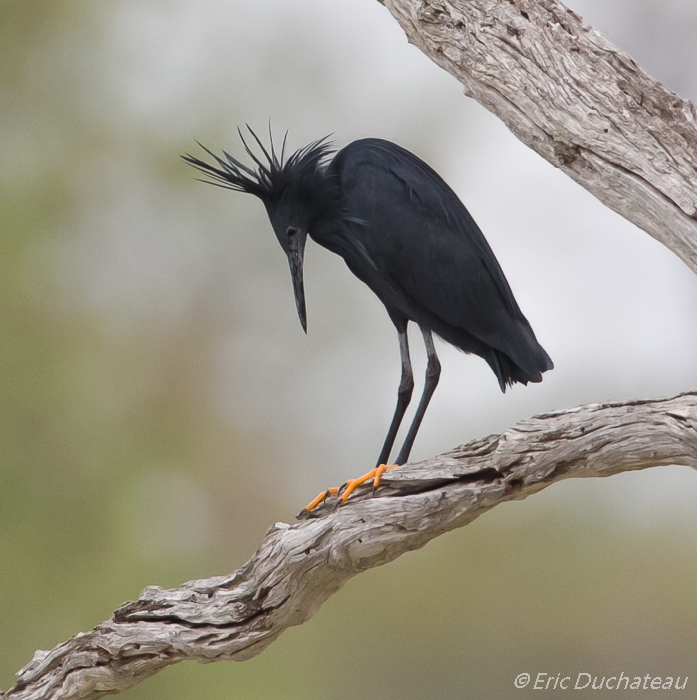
(183, 129), (553, 512)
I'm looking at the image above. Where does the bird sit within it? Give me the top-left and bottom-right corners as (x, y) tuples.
(183, 128), (553, 513)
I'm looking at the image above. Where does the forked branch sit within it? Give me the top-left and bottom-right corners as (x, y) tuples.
(4, 392), (697, 700)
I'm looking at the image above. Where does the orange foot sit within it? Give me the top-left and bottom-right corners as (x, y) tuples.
(301, 464), (399, 515)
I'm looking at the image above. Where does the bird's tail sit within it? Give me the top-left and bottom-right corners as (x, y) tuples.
(429, 314), (552, 392)
(486, 321), (553, 392)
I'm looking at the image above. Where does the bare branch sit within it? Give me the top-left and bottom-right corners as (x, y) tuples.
(380, 0), (697, 275)
(4, 392), (696, 700)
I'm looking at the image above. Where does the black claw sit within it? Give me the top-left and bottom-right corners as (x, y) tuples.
(332, 497), (342, 512)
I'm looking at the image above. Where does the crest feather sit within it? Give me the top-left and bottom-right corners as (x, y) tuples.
(182, 127), (335, 205)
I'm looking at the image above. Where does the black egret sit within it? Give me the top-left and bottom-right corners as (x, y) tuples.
(183, 129), (553, 512)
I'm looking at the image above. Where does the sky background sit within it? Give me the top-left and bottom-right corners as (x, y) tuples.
(1, 0), (697, 698)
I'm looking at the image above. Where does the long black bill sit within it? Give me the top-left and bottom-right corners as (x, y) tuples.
(286, 240), (307, 333)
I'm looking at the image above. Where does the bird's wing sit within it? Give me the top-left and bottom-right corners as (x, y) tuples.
(336, 140), (531, 355)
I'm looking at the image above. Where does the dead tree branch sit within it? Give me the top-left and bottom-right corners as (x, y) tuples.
(3, 392), (697, 700)
(380, 0), (697, 275)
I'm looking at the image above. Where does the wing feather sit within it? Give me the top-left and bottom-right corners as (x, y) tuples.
(330, 139), (552, 380)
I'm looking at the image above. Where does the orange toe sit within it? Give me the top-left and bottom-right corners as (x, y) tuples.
(339, 467), (378, 504)
(303, 486), (339, 513)
(340, 463), (400, 503)
(302, 464), (400, 515)
(372, 463), (398, 490)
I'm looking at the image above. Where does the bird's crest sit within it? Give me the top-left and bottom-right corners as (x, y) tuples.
(182, 126), (335, 207)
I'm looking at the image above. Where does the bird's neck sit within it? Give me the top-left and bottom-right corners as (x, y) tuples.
(306, 180), (348, 255)
(308, 215), (349, 256)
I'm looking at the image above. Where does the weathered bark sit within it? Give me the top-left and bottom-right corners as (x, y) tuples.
(380, 0), (697, 275)
(4, 392), (697, 700)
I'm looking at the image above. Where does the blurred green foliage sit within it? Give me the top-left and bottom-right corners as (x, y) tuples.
(0, 2), (696, 698)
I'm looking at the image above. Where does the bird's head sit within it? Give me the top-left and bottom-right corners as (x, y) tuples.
(182, 127), (336, 333)
(265, 199), (312, 332)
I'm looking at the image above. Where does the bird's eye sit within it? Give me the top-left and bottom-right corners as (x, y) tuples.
(287, 227), (298, 238)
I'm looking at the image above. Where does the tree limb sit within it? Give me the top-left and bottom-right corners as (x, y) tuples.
(4, 392), (697, 700)
(379, 0), (697, 275)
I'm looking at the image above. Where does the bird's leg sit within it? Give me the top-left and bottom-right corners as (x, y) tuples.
(376, 327), (414, 466)
(336, 328), (414, 504)
(394, 327), (441, 465)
